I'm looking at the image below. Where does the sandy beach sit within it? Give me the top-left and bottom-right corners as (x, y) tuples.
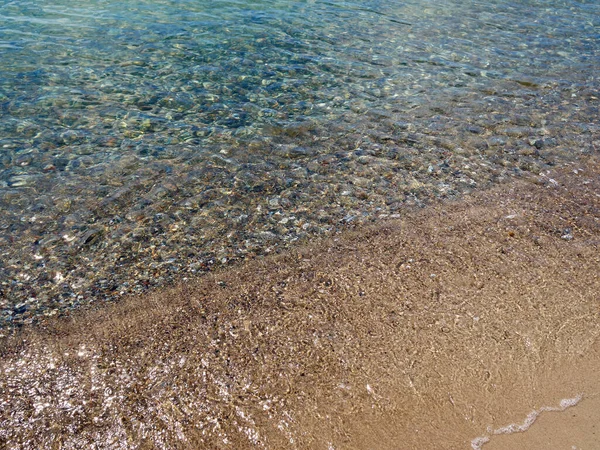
(481, 393), (600, 450)
(1, 157), (599, 449)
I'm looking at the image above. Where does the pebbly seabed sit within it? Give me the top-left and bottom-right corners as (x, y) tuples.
(1, 159), (599, 448)
(0, 0), (599, 331)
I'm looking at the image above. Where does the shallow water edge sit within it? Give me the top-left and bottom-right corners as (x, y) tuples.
(1, 156), (599, 449)
(2, 0), (599, 330)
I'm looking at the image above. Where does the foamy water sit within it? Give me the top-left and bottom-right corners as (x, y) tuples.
(471, 394), (583, 450)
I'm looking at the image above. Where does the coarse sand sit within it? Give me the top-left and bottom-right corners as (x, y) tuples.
(1, 157), (599, 449)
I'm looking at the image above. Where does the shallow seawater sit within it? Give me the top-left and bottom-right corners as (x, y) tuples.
(0, 0), (598, 329)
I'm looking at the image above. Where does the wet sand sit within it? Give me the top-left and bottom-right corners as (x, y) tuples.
(1, 157), (599, 449)
(482, 393), (600, 450)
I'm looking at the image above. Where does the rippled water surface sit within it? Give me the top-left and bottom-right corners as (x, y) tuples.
(1, 0), (598, 329)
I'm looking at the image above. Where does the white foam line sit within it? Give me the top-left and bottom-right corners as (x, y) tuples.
(471, 394), (582, 450)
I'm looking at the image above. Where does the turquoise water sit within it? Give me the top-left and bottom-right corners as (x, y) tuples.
(1, 0), (599, 328)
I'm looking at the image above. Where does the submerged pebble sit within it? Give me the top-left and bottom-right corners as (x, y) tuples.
(0, 0), (599, 333)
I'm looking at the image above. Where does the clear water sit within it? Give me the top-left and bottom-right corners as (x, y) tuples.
(0, 0), (598, 328)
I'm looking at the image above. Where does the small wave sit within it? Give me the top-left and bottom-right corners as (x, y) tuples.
(471, 394), (582, 450)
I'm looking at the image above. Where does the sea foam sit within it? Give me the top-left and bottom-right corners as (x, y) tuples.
(471, 394), (582, 450)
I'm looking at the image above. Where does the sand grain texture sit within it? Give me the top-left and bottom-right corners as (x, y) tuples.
(1, 159), (599, 449)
